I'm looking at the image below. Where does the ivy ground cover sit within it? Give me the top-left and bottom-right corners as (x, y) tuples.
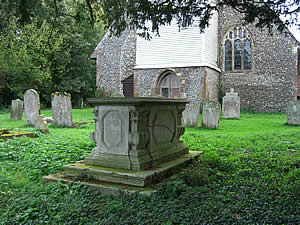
(0, 109), (299, 224)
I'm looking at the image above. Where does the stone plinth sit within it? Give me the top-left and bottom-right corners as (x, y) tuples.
(201, 101), (221, 129)
(286, 100), (300, 125)
(222, 88), (240, 119)
(182, 104), (200, 126)
(10, 99), (23, 120)
(86, 97), (189, 171)
(51, 92), (72, 127)
(24, 89), (40, 126)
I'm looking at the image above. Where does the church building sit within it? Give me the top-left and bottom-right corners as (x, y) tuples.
(90, 6), (299, 112)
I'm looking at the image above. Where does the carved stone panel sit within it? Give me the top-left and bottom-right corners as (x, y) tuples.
(103, 111), (122, 148)
(152, 110), (176, 145)
(98, 106), (129, 155)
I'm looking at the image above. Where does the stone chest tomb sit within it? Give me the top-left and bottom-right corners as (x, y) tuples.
(86, 97), (189, 170)
(44, 97), (201, 194)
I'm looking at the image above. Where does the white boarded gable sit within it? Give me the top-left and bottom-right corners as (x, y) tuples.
(135, 12), (219, 71)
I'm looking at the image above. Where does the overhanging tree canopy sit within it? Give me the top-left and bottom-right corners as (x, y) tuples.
(98, 0), (299, 38)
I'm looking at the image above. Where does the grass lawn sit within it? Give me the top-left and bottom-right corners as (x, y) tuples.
(0, 108), (299, 224)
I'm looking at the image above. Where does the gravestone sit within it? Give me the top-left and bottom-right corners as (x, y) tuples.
(286, 100), (300, 125)
(10, 99), (23, 120)
(52, 92), (72, 127)
(35, 114), (49, 133)
(24, 89), (40, 126)
(182, 104), (200, 126)
(222, 88), (240, 119)
(201, 101), (221, 129)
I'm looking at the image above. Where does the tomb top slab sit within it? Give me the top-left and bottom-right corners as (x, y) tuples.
(88, 97), (189, 106)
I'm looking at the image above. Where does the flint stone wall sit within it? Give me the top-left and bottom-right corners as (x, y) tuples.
(286, 100), (300, 125)
(51, 92), (72, 127)
(93, 29), (137, 93)
(10, 99), (23, 120)
(134, 67), (219, 105)
(219, 6), (298, 112)
(24, 89), (40, 126)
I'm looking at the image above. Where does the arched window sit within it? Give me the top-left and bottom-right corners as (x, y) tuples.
(158, 71), (180, 98)
(224, 27), (252, 72)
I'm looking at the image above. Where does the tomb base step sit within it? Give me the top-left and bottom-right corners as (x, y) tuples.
(43, 151), (202, 195)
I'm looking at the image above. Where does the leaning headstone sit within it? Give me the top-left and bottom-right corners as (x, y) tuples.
(286, 100), (300, 125)
(24, 89), (40, 126)
(10, 99), (23, 120)
(182, 104), (200, 126)
(222, 88), (240, 119)
(201, 101), (221, 129)
(52, 92), (72, 127)
(35, 114), (49, 133)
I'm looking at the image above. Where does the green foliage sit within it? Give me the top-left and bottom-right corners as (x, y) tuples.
(0, 111), (299, 224)
(0, 19), (64, 98)
(178, 160), (210, 186)
(0, 0), (105, 106)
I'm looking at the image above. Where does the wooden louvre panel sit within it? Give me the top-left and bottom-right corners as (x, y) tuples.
(122, 75), (134, 97)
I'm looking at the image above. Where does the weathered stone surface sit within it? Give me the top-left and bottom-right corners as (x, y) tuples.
(24, 89), (40, 126)
(182, 104), (200, 126)
(222, 88), (240, 119)
(86, 97), (189, 171)
(10, 99), (23, 120)
(35, 114), (49, 133)
(286, 100), (300, 125)
(201, 101), (221, 129)
(51, 92), (72, 127)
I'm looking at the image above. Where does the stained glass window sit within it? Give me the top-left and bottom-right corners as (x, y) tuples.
(234, 40), (242, 70)
(224, 27), (252, 71)
(225, 40), (232, 71)
(244, 39), (251, 70)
